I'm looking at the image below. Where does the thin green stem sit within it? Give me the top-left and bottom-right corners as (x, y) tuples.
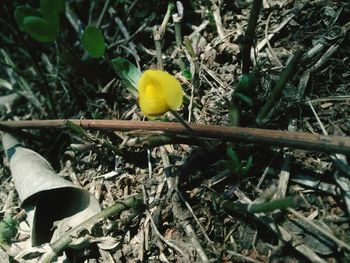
(256, 50), (303, 126)
(158, 3), (175, 38)
(170, 110), (212, 149)
(242, 0), (262, 74)
(153, 26), (164, 70)
(183, 36), (196, 59)
(41, 194), (143, 263)
(173, 14), (185, 72)
(153, 3), (175, 70)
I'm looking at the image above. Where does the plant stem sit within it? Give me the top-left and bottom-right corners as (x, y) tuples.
(1, 119), (350, 154)
(153, 26), (164, 70)
(158, 3), (175, 38)
(183, 36), (196, 59)
(173, 12), (185, 72)
(170, 110), (195, 134)
(96, 0), (110, 28)
(218, 195), (300, 214)
(228, 101), (240, 126)
(153, 3), (175, 70)
(256, 50), (303, 126)
(124, 133), (206, 148)
(170, 109), (213, 148)
(241, 0), (262, 74)
(41, 194), (143, 263)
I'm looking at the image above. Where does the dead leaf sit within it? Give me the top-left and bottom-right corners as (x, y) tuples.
(1, 133), (101, 248)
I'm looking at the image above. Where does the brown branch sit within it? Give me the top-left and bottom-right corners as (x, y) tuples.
(0, 119), (349, 154)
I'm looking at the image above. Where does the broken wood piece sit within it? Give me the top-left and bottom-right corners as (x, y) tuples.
(0, 119), (350, 154)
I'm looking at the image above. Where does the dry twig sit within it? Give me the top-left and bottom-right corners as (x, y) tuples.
(1, 119), (350, 154)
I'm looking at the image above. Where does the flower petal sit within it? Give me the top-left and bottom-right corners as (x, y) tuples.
(148, 70), (183, 110)
(138, 83), (168, 117)
(137, 70), (183, 117)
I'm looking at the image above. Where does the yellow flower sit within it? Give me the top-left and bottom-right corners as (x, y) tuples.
(138, 70), (183, 118)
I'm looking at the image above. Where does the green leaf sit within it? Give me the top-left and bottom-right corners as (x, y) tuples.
(242, 155), (253, 174)
(0, 78), (13, 90)
(64, 120), (88, 138)
(227, 147), (239, 166)
(181, 68), (192, 80)
(40, 0), (65, 16)
(40, 0), (65, 27)
(111, 57), (140, 97)
(0, 217), (17, 244)
(15, 6), (42, 31)
(228, 101), (240, 126)
(81, 26), (106, 58)
(233, 92), (253, 107)
(23, 16), (59, 43)
(235, 73), (257, 97)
